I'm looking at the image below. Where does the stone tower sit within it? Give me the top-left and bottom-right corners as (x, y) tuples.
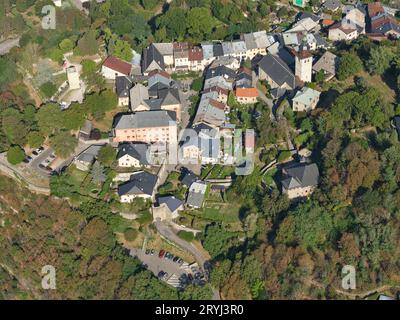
(67, 66), (80, 90)
(295, 46), (313, 83)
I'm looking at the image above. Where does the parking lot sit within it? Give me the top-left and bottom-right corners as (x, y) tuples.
(130, 248), (206, 288)
(26, 147), (57, 178)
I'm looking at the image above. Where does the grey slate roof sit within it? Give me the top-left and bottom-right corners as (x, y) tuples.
(213, 43), (224, 57)
(76, 144), (103, 164)
(158, 196), (183, 213)
(142, 44), (165, 73)
(297, 12), (320, 23)
(206, 65), (237, 81)
(314, 33), (329, 48)
(323, 0), (341, 11)
(116, 76), (133, 98)
(117, 143), (150, 165)
(118, 171), (157, 196)
(180, 169), (198, 187)
(372, 21), (400, 35)
(158, 87), (180, 106)
(281, 163), (319, 191)
(235, 71), (253, 88)
(114, 110), (176, 130)
(258, 54), (296, 89)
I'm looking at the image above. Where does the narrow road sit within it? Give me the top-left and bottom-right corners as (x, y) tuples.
(155, 220), (208, 269)
(0, 155), (50, 195)
(154, 219), (221, 300)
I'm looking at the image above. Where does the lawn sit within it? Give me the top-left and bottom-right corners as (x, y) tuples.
(188, 200), (242, 225)
(332, 70), (396, 104)
(205, 164), (235, 179)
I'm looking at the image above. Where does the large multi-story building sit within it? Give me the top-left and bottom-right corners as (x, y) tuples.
(113, 110), (177, 145)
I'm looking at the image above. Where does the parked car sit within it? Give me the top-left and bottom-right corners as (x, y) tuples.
(150, 249), (155, 255)
(177, 258), (184, 265)
(32, 151), (39, 156)
(36, 147), (44, 153)
(49, 153), (56, 159)
(164, 252), (171, 259)
(173, 256), (179, 263)
(159, 250), (165, 258)
(38, 164), (46, 169)
(194, 272), (202, 279)
(23, 156), (32, 164)
(158, 271), (165, 278)
(163, 272), (169, 280)
(145, 249), (150, 255)
(142, 263), (148, 269)
(188, 273), (194, 282)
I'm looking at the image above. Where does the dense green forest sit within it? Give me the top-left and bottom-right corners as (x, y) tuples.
(0, 174), (214, 299)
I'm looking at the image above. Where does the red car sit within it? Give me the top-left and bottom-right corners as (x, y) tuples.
(158, 250), (165, 258)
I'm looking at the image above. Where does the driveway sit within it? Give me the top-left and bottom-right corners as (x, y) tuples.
(154, 220), (208, 271)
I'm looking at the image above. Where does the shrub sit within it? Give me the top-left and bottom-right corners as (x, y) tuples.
(7, 146), (25, 165)
(277, 150), (291, 163)
(124, 228), (138, 241)
(40, 82), (57, 98)
(177, 230), (195, 242)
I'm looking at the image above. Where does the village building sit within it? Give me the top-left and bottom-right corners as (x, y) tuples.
(312, 51), (339, 81)
(118, 171), (158, 202)
(102, 56), (132, 80)
(292, 87), (321, 112)
(201, 86), (229, 104)
(343, 4), (367, 33)
(188, 46), (204, 72)
(142, 44), (165, 75)
(117, 143), (150, 168)
(258, 54), (296, 90)
(115, 76), (133, 106)
(67, 66), (80, 90)
(294, 47), (313, 83)
(281, 163), (319, 199)
(74, 144), (103, 171)
(322, 0), (342, 12)
(235, 87), (258, 104)
(113, 110), (177, 145)
(328, 22), (359, 41)
(242, 31), (272, 59)
(152, 196), (184, 221)
(173, 42), (190, 71)
(186, 181), (207, 208)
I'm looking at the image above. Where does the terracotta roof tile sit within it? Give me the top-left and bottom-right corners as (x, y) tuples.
(235, 87), (258, 98)
(103, 56), (132, 75)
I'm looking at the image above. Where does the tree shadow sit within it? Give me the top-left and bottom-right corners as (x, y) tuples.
(318, 89), (340, 110)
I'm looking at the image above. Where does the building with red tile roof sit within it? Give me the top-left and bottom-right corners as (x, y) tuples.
(101, 56), (132, 80)
(235, 87), (258, 104)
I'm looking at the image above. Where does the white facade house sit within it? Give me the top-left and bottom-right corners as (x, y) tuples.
(101, 56), (132, 80)
(292, 87), (321, 112)
(328, 23), (359, 41)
